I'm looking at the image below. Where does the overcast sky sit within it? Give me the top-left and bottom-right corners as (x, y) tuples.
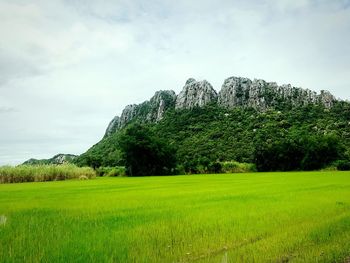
(1, 0), (350, 165)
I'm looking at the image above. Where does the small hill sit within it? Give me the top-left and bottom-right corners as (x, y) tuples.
(23, 154), (77, 165)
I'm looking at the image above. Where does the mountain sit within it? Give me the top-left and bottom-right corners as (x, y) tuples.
(75, 76), (350, 172)
(23, 154), (77, 165)
(103, 76), (337, 137)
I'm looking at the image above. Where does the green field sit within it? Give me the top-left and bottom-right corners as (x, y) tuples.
(0, 172), (350, 262)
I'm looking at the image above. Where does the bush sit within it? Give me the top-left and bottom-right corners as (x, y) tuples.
(334, 160), (350, 171)
(0, 165), (96, 184)
(96, 166), (126, 177)
(221, 161), (256, 173)
(208, 162), (222, 173)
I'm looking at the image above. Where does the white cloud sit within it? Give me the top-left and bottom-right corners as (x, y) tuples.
(0, 0), (350, 164)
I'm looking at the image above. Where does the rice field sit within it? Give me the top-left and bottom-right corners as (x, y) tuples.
(0, 171), (350, 262)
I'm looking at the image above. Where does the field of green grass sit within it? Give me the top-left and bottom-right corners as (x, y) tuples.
(0, 172), (350, 262)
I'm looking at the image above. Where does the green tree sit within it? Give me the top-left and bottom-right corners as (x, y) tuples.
(301, 134), (344, 170)
(254, 133), (345, 172)
(118, 123), (176, 176)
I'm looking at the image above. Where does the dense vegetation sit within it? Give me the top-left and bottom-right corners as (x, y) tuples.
(0, 165), (96, 184)
(118, 123), (176, 176)
(1, 172), (350, 262)
(76, 101), (350, 173)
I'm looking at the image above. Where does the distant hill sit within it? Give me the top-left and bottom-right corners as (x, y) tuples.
(23, 154), (77, 165)
(75, 76), (350, 172)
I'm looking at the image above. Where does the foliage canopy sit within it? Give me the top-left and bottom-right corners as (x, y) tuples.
(118, 123), (176, 176)
(76, 101), (350, 173)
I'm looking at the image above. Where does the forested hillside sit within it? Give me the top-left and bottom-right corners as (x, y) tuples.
(76, 100), (350, 173)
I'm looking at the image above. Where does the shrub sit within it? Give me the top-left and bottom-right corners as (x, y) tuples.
(208, 162), (222, 173)
(96, 166), (126, 177)
(334, 160), (350, 171)
(221, 161), (256, 173)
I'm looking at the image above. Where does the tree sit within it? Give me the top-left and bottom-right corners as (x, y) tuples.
(118, 123), (176, 176)
(300, 134), (344, 170)
(254, 133), (345, 172)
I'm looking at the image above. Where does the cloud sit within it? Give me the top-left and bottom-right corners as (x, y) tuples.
(0, 0), (133, 87)
(0, 0), (349, 164)
(0, 107), (17, 113)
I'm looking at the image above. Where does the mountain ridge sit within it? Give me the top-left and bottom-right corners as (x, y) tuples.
(105, 76), (337, 136)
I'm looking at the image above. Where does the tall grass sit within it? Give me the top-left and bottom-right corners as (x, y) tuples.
(0, 165), (96, 184)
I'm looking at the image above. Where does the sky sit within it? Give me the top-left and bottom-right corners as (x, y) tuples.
(1, 0), (350, 165)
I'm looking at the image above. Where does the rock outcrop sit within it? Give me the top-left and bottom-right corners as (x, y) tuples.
(104, 90), (176, 136)
(175, 78), (217, 110)
(119, 104), (139, 128)
(23, 154), (77, 165)
(105, 116), (120, 137)
(319, 90), (336, 109)
(147, 90), (177, 121)
(104, 76), (338, 137)
(218, 77), (336, 110)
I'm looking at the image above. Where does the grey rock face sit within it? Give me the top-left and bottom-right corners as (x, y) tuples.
(104, 90), (176, 136)
(52, 154), (77, 164)
(22, 154), (77, 165)
(104, 105), (137, 136)
(218, 76), (336, 110)
(119, 104), (138, 128)
(105, 116), (120, 136)
(147, 90), (176, 122)
(175, 78), (217, 110)
(319, 90), (336, 109)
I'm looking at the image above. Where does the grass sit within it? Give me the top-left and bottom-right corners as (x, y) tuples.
(0, 165), (96, 183)
(0, 171), (350, 262)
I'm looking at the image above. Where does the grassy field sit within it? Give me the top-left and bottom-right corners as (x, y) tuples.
(0, 172), (350, 262)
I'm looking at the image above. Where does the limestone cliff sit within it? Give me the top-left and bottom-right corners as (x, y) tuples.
(104, 90), (176, 136)
(105, 116), (120, 137)
(104, 76), (338, 136)
(175, 78), (217, 110)
(218, 77), (336, 110)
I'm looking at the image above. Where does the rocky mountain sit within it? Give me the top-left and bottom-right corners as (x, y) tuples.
(75, 75), (350, 171)
(104, 76), (337, 136)
(23, 154), (77, 165)
(218, 77), (336, 110)
(105, 90), (176, 136)
(175, 78), (217, 110)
